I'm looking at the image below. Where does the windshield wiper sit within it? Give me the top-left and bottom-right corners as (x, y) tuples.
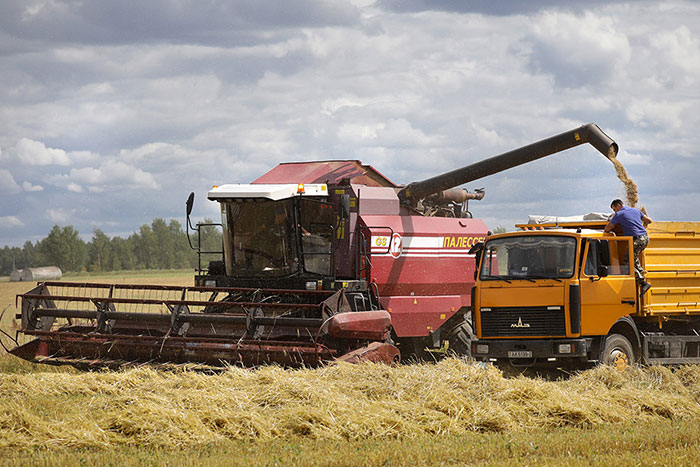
(527, 275), (563, 282)
(480, 275), (511, 283)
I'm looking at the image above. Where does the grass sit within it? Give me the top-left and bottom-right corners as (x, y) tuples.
(3, 420), (700, 466)
(2, 272), (700, 465)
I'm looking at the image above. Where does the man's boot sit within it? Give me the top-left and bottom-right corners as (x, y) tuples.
(641, 281), (652, 295)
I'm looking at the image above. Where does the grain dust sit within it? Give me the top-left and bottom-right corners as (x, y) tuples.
(607, 146), (646, 214)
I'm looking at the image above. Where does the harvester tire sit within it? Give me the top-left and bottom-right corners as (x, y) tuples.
(601, 334), (634, 369)
(447, 319), (474, 358)
(398, 338), (430, 362)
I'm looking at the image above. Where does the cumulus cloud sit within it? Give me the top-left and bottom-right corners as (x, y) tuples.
(0, 170), (22, 194)
(68, 160), (160, 190)
(526, 11), (631, 88)
(46, 208), (75, 223)
(22, 181), (44, 192)
(0, 216), (24, 228)
(15, 138), (71, 165)
(2, 0), (361, 47)
(0, 0), (698, 247)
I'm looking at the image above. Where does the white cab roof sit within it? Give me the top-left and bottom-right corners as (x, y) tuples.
(208, 183), (328, 201)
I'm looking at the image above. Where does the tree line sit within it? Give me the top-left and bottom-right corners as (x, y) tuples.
(0, 219), (222, 275)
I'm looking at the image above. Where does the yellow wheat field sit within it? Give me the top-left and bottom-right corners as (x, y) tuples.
(1, 359), (700, 450)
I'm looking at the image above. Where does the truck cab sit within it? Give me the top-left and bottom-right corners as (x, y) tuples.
(471, 220), (700, 367)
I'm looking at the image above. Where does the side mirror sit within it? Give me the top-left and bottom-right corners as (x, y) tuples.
(186, 192), (195, 216)
(597, 264), (609, 277)
(469, 242), (484, 280)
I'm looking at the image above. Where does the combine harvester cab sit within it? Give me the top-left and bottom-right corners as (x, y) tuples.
(12, 124), (618, 369)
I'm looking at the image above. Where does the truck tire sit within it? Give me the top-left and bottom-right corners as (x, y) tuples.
(447, 320), (474, 358)
(601, 334), (634, 368)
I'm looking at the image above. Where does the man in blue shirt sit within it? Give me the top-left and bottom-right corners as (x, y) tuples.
(604, 199), (653, 294)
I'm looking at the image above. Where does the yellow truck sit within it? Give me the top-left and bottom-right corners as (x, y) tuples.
(470, 220), (700, 367)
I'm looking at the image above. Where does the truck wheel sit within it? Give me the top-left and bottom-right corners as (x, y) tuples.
(601, 334), (634, 369)
(447, 320), (474, 358)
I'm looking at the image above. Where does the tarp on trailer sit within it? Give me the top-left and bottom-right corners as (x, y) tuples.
(527, 213), (611, 225)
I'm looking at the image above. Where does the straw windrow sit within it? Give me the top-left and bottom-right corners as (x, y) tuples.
(2, 359), (700, 449)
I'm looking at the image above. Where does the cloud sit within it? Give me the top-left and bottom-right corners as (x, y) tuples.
(15, 138), (71, 165)
(0, 170), (22, 194)
(22, 181), (44, 192)
(68, 160), (160, 190)
(2, 0), (361, 47)
(378, 0), (613, 15)
(46, 208), (75, 223)
(0, 216), (24, 228)
(0, 0), (698, 248)
(526, 11), (631, 88)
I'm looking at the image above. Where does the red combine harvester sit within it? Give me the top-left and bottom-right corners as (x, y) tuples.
(10, 124), (617, 369)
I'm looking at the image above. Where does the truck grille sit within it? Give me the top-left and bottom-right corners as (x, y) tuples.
(480, 306), (566, 337)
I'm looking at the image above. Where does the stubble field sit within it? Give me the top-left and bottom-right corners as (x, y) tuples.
(1, 271), (700, 466)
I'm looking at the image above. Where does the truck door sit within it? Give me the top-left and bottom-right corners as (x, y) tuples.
(579, 238), (637, 336)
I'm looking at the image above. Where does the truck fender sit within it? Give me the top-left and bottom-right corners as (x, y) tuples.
(602, 316), (641, 361)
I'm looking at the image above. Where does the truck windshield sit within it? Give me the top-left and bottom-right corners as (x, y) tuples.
(221, 200), (298, 277)
(480, 235), (576, 280)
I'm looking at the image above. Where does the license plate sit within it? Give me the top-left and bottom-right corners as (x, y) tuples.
(508, 350), (532, 358)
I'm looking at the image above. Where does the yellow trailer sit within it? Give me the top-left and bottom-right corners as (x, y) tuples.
(470, 221), (700, 367)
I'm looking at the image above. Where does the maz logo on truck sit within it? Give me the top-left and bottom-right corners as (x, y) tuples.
(511, 317), (531, 328)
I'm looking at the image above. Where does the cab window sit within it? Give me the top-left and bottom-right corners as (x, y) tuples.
(583, 239), (630, 276)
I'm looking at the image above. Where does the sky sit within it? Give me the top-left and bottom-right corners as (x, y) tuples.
(1, 0), (699, 247)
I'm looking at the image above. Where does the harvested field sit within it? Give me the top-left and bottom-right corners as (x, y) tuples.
(1, 358), (700, 450)
(2, 277), (700, 464)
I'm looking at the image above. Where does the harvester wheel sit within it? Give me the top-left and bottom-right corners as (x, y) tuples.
(601, 334), (634, 369)
(447, 320), (474, 358)
(399, 338), (430, 362)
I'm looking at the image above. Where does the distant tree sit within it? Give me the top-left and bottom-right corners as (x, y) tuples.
(36, 225), (87, 272)
(492, 225), (507, 234)
(0, 242), (37, 274)
(87, 229), (112, 272)
(0, 246), (15, 275)
(168, 219), (192, 268)
(109, 236), (135, 271)
(151, 218), (175, 269)
(0, 217), (221, 274)
(133, 224), (158, 269)
(22, 241), (35, 268)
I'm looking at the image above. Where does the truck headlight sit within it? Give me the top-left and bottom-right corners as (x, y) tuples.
(475, 344), (489, 354)
(557, 344), (572, 354)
